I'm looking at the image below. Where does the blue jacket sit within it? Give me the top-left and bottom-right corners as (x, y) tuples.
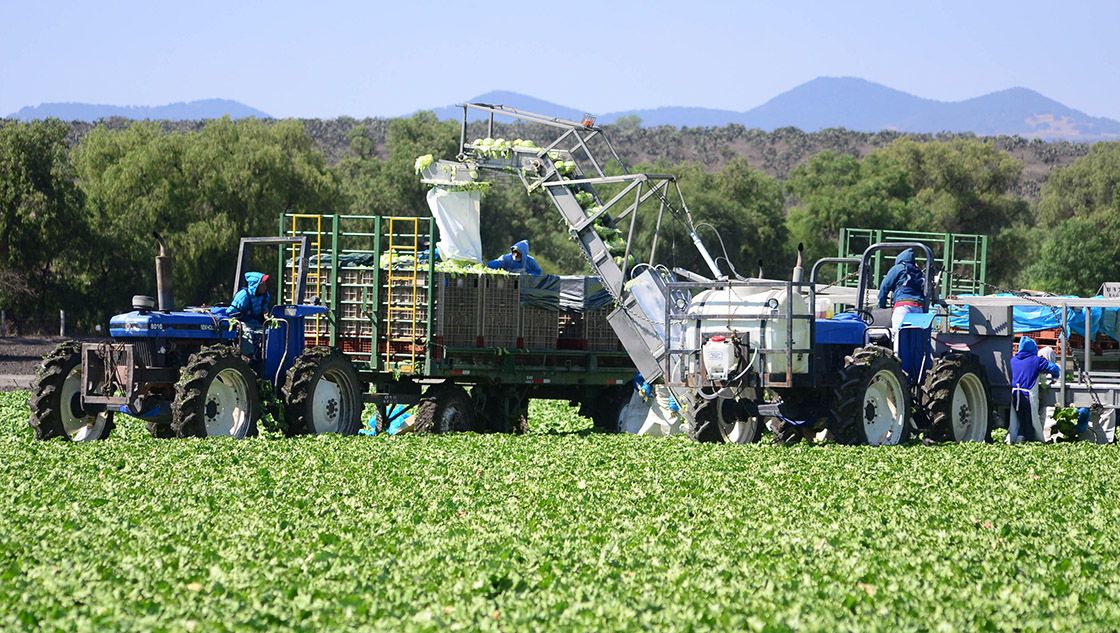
(878, 248), (926, 308)
(228, 271), (272, 324)
(486, 240), (542, 276)
(1010, 336), (1061, 391)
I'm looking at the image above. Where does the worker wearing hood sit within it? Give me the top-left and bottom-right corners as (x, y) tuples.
(486, 240), (542, 276)
(228, 271), (272, 325)
(877, 248), (926, 351)
(1009, 336), (1061, 443)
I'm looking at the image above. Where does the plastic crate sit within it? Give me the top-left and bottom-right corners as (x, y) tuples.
(585, 309), (621, 351)
(435, 273), (483, 347)
(480, 275), (520, 348)
(521, 306), (559, 350)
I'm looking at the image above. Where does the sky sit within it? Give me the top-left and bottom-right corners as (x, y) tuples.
(2, 0), (1119, 120)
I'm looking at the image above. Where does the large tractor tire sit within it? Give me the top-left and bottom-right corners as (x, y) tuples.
(172, 346), (260, 439)
(282, 347), (363, 435)
(831, 346), (912, 446)
(28, 340), (115, 441)
(921, 352), (992, 442)
(414, 384), (477, 433)
(472, 385), (529, 434)
(689, 397), (763, 444)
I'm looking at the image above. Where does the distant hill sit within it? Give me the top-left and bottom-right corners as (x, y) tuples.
(7, 99), (270, 121)
(429, 78), (1120, 141)
(429, 90), (587, 123)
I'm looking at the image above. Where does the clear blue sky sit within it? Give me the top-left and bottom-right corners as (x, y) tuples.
(3, 0), (1118, 119)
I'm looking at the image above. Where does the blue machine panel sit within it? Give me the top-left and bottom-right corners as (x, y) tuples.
(109, 310), (237, 340)
(816, 315), (867, 346)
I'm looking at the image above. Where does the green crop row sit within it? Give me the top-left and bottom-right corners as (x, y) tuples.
(2, 389), (1120, 631)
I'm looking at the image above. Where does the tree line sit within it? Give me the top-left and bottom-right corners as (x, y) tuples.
(1, 113), (1117, 332)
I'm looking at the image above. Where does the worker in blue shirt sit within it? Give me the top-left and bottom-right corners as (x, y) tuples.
(487, 240), (542, 276)
(1009, 336), (1061, 443)
(877, 248), (925, 351)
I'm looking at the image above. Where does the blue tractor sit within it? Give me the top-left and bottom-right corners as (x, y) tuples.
(668, 242), (995, 446)
(28, 235), (364, 441)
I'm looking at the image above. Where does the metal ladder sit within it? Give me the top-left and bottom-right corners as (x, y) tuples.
(286, 213), (326, 341)
(383, 217), (422, 373)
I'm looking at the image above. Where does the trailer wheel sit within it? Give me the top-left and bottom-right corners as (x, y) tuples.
(472, 385), (528, 434)
(832, 346), (911, 446)
(172, 346), (259, 439)
(581, 384), (632, 433)
(28, 340), (115, 441)
(283, 347), (363, 435)
(414, 384), (477, 433)
(922, 352), (991, 442)
(689, 398), (763, 444)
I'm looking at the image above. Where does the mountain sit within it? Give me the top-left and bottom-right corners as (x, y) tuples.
(433, 79), (1120, 141)
(7, 99), (270, 121)
(429, 90), (587, 123)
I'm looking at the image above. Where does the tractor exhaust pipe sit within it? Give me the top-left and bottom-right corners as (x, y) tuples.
(791, 243), (804, 283)
(153, 232), (174, 312)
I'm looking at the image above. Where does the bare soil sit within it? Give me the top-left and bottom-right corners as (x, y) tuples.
(0, 337), (105, 376)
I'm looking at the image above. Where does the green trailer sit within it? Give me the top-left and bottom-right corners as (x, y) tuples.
(280, 212), (636, 433)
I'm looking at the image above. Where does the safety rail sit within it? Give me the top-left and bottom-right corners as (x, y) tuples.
(839, 228), (987, 298)
(282, 213), (436, 374)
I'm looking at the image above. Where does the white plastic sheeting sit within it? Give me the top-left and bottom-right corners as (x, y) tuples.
(426, 187), (483, 263)
(618, 386), (686, 436)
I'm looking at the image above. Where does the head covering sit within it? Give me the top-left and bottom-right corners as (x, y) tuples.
(1016, 336), (1038, 359)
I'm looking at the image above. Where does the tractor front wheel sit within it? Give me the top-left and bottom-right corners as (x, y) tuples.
(172, 346), (260, 439)
(28, 340), (114, 441)
(283, 347), (363, 435)
(689, 397), (763, 444)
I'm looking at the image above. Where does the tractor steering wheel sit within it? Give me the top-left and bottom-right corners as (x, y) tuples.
(856, 308), (875, 326)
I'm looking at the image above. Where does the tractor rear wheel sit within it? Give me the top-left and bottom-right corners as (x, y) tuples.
(172, 346), (260, 439)
(414, 384), (477, 433)
(28, 340), (115, 441)
(831, 346), (911, 446)
(922, 352), (992, 442)
(282, 347), (363, 435)
(689, 397), (763, 444)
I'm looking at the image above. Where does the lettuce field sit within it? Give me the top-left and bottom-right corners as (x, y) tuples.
(3, 389), (1120, 631)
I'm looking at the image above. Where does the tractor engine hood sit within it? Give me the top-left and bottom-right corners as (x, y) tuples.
(109, 310), (238, 340)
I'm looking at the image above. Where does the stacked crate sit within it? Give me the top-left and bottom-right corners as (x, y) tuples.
(520, 275), (561, 350)
(434, 273), (483, 347)
(481, 274), (520, 348)
(338, 267), (375, 337)
(557, 275), (620, 351)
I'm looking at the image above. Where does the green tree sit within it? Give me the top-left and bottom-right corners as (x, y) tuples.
(73, 118), (340, 320)
(785, 151), (913, 269)
(1028, 143), (1120, 294)
(0, 119), (86, 325)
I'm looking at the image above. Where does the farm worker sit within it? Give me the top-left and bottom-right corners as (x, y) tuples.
(1008, 336), (1061, 443)
(228, 271), (272, 326)
(877, 248), (926, 352)
(486, 240), (542, 276)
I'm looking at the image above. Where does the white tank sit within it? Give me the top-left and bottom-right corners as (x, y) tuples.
(684, 286), (810, 376)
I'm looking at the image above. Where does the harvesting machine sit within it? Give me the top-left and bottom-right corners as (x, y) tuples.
(28, 234), (364, 441)
(424, 103), (1011, 445)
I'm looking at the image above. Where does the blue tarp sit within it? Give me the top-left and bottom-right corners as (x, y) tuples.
(520, 274), (561, 310)
(949, 294), (1119, 341)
